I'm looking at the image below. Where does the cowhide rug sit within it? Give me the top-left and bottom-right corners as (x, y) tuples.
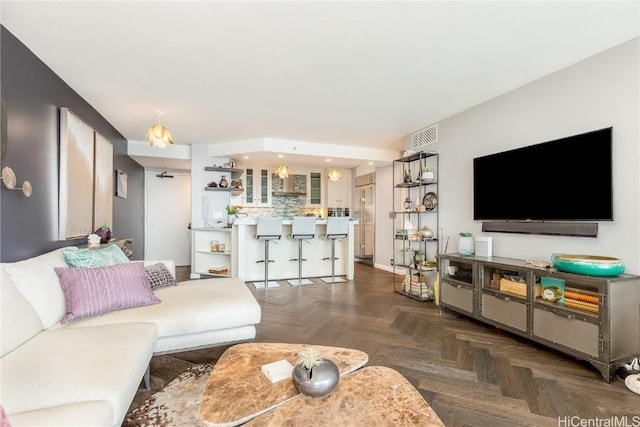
(122, 363), (214, 427)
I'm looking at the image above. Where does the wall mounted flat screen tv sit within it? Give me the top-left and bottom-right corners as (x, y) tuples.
(473, 127), (613, 221)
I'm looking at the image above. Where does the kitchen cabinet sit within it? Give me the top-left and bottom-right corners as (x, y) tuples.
(305, 171), (323, 208)
(325, 168), (351, 209)
(392, 151), (439, 302)
(439, 253), (640, 382)
(243, 167), (271, 207)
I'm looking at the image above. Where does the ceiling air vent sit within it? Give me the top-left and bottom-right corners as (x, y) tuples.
(411, 124), (438, 150)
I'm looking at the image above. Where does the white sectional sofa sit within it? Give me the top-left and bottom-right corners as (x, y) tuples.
(0, 247), (262, 427)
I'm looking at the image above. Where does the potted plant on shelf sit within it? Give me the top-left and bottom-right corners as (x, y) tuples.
(421, 166), (435, 182)
(291, 348), (339, 397)
(225, 205), (243, 226)
(94, 223), (112, 243)
(458, 232), (475, 256)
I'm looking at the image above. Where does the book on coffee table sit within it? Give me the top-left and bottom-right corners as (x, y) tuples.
(261, 359), (294, 383)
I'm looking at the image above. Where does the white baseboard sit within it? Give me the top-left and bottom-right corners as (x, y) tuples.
(373, 263), (406, 276)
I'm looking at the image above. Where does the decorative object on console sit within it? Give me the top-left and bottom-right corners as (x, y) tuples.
(475, 235), (492, 257)
(551, 253), (625, 277)
(146, 110), (173, 147)
(1, 166), (32, 197)
(87, 234), (101, 247)
(458, 232), (474, 256)
(94, 223), (112, 243)
(291, 347), (339, 397)
(526, 259), (552, 268)
(540, 276), (565, 303)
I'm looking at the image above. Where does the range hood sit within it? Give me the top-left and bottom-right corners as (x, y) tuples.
(272, 174), (307, 196)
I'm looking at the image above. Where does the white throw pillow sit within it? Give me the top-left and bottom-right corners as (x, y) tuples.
(0, 268), (44, 356)
(2, 247), (73, 328)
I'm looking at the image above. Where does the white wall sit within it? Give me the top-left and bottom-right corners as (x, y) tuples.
(385, 37), (639, 274)
(374, 164), (394, 271)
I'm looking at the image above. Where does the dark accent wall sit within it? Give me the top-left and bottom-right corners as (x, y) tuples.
(0, 26), (144, 262)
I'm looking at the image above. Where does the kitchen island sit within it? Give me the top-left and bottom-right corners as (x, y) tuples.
(234, 218), (358, 282)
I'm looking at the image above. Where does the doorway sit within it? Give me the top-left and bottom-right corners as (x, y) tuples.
(144, 170), (191, 265)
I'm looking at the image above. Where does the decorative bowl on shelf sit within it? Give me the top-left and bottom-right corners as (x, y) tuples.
(551, 254), (625, 277)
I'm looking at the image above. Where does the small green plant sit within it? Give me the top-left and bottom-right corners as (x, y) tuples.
(459, 232), (473, 237)
(297, 348), (325, 371)
(225, 205), (242, 216)
(422, 166), (433, 172)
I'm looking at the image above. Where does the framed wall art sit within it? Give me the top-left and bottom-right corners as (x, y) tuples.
(94, 132), (113, 228)
(59, 108), (95, 239)
(58, 108), (114, 240)
(116, 169), (128, 199)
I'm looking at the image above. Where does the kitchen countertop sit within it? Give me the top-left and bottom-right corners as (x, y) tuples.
(234, 217), (359, 225)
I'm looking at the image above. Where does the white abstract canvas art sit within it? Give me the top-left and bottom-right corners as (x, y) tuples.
(59, 108), (94, 239)
(94, 132), (113, 229)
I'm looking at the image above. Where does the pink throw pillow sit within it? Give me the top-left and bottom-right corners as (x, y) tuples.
(55, 262), (160, 324)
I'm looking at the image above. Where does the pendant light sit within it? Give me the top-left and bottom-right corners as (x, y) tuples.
(327, 169), (342, 182)
(275, 165), (290, 179)
(146, 111), (173, 148)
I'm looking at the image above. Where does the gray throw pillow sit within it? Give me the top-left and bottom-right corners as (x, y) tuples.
(145, 263), (177, 291)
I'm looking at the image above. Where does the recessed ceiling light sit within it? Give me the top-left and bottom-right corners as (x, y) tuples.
(368, 161), (374, 166)
(325, 159), (331, 162)
(243, 156), (250, 159)
(278, 154), (284, 158)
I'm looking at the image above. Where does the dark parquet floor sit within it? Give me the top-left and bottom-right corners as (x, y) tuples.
(131, 262), (639, 426)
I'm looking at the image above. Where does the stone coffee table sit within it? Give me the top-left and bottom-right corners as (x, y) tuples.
(199, 342), (369, 426)
(245, 365), (445, 426)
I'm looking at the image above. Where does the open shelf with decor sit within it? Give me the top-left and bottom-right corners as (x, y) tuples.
(392, 151), (439, 302)
(204, 167), (244, 195)
(192, 227), (234, 277)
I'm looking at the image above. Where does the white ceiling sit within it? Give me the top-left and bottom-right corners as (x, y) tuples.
(2, 1), (638, 169)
